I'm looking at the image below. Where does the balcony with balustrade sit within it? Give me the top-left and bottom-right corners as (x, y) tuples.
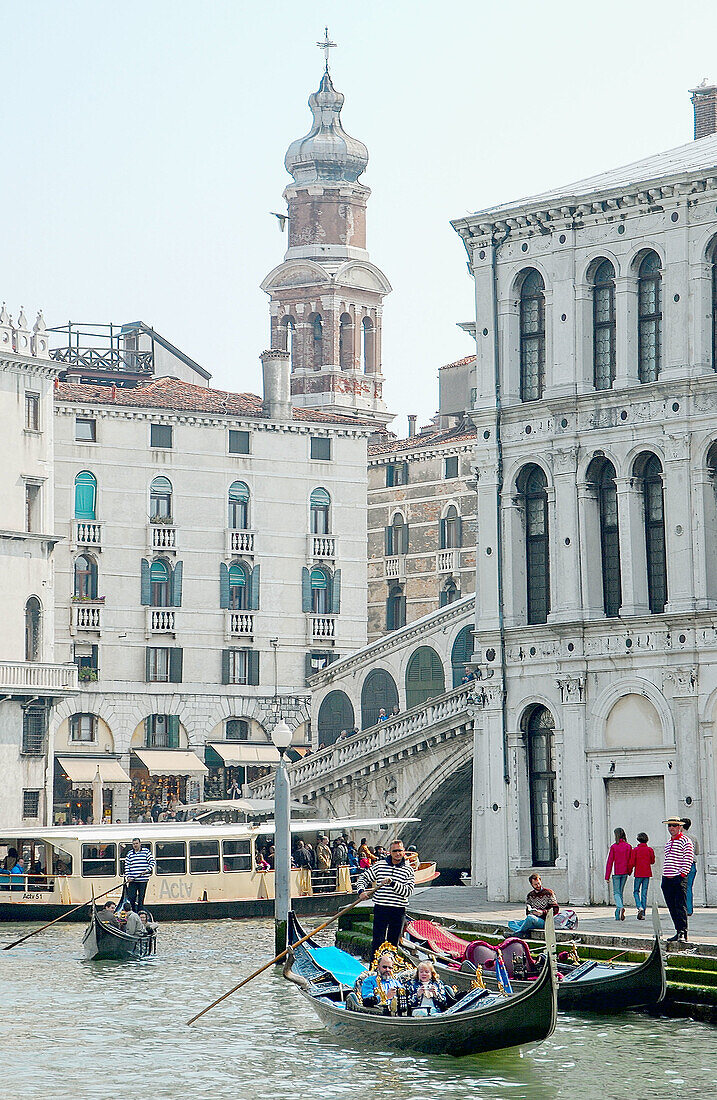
(308, 615), (336, 643)
(385, 555), (406, 581)
(225, 610), (254, 639)
(0, 661), (78, 696)
(307, 533), (337, 561)
(147, 524), (177, 553)
(437, 549), (459, 573)
(71, 601), (103, 634)
(146, 608), (176, 635)
(73, 520), (102, 550)
(225, 529), (256, 557)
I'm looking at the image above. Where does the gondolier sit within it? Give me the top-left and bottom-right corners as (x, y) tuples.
(661, 816), (694, 946)
(356, 838), (415, 958)
(124, 837), (155, 912)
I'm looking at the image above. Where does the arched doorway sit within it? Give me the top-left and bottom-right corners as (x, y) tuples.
(361, 669), (399, 728)
(317, 691), (354, 748)
(405, 647), (445, 710)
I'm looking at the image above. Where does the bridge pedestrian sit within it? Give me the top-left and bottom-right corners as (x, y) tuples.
(356, 838), (415, 958)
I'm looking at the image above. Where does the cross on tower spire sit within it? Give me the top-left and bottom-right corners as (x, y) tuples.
(316, 27), (336, 72)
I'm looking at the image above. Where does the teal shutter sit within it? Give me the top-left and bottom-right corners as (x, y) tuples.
(384, 526), (392, 556)
(301, 567), (311, 612)
(167, 715), (179, 748)
(171, 561), (183, 606)
(222, 649), (231, 685)
(330, 569), (341, 614)
(247, 650), (259, 685)
(305, 653), (314, 682)
(169, 648), (183, 683)
(145, 647), (152, 681)
(219, 562), (230, 609)
(74, 472), (97, 520)
(140, 559), (151, 606)
(248, 565), (260, 611)
(440, 518), (447, 549)
(456, 516), (463, 547)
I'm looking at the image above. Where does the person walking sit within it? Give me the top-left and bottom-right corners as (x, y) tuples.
(356, 838), (415, 958)
(680, 818), (699, 918)
(661, 816), (694, 946)
(628, 832), (655, 919)
(605, 827), (632, 921)
(124, 837), (156, 912)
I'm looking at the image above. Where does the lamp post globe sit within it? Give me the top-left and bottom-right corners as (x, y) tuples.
(271, 719), (293, 754)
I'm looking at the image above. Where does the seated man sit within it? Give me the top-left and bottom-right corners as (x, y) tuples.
(117, 900), (144, 937)
(359, 952), (403, 1008)
(97, 901), (120, 926)
(506, 873), (559, 938)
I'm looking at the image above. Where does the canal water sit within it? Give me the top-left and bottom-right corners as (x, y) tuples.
(2, 919), (716, 1100)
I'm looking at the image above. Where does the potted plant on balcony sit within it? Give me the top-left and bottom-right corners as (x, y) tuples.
(78, 668), (99, 683)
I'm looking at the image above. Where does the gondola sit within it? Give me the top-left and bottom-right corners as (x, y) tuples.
(282, 911), (557, 1056)
(82, 903), (157, 961)
(402, 918), (666, 1012)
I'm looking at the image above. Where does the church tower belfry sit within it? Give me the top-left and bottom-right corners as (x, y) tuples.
(261, 32), (392, 424)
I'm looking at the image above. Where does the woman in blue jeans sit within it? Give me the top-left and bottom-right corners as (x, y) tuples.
(605, 827), (632, 921)
(682, 819), (698, 916)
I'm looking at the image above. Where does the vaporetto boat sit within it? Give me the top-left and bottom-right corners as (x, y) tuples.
(0, 819), (437, 922)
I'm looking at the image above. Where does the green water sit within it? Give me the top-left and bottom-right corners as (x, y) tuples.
(1, 919), (716, 1100)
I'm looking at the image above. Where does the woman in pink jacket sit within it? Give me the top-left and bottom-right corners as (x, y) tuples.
(605, 827), (633, 921)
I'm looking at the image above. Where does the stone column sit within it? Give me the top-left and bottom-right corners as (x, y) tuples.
(482, 685), (510, 903)
(549, 447), (582, 622)
(695, 465), (717, 609)
(613, 276), (639, 389)
(469, 707), (488, 888)
(614, 476), (649, 615)
(473, 455), (501, 630)
(698, 717), (717, 906)
(556, 676), (590, 904)
(577, 482), (606, 618)
(663, 434), (696, 614)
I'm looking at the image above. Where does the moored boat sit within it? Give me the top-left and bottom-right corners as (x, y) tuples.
(283, 911), (558, 1056)
(82, 904), (157, 961)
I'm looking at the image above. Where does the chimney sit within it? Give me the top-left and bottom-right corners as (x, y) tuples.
(690, 79), (717, 139)
(407, 414), (417, 438)
(261, 348), (292, 420)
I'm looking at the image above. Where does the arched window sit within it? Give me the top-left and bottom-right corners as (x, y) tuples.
(386, 512), (408, 556)
(228, 481), (250, 530)
(593, 259), (616, 390)
(405, 646), (445, 709)
(636, 453), (667, 613)
(386, 584), (406, 631)
(317, 690), (354, 747)
(339, 313), (353, 371)
(518, 464), (550, 624)
(587, 457), (621, 617)
(74, 554), (98, 600)
(25, 596), (41, 662)
(361, 669), (399, 728)
(519, 270), (545, 402)
(311, 315), (323, 370)
(439, 579), (459, 607)
(150, 476), (172, 522)
(150, 559), (171, 607)
(226, 718), (250, 741)
(310, 487), (331, 535)
(712, 242), (717, 372)
(279, 316), (296, 369)
(311, 566), (329, 614)
(228, 562), (249, 610)
(362, 317), (375, 373)
(451, 625), (474, 687)
(525, 706), (557, 866)
(440, 505), (462, 549)
(638, 251), (662, 383)
(145, 713), (180, 749)
(74, 471), (97, 520)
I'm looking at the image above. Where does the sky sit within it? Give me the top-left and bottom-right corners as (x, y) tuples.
(3, 0), (717, 433)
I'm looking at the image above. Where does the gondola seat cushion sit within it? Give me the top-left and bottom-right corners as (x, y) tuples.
(465, 941), (498, 970)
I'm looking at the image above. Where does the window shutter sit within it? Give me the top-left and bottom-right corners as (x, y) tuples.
(384, 526), (392, 556)
(305, 653), (314, 682)
(145, 647), (151, 682)
(140, 559), (151, 606)
(167, 715), (179, 748)
(439, 518), (447, 549)
(170, 648), (183, 683)
(386, 595), (393, 631)
(247, 650), (259, 686)
(404, 524), (410, 553)
(456, 516), (463, 547)
(219, 562), (230, 609)
(222, 649), (231, 685)
(248, 564), (260, 610)
(330, 568), (341, 614)
(171, 561), (183, 606)
(301, 566), (312, 612)
(386, 465), (394, 487)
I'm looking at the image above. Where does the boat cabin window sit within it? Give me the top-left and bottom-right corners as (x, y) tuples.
(53, 851), (73, 875)
(222, 839), (252, 872)
(189, 839), (220, 874)
(81, 843), (116, 877)
(155, 841), (186, 875)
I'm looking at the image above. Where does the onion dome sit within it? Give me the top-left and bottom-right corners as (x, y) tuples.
(285, 71), (368, 185)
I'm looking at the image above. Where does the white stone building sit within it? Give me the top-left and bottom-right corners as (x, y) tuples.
(0, 306), (77, 828)
(50, 352), (373, 822)
(452, 109), (717, 905)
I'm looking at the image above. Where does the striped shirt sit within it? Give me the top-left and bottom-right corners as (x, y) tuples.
(662, 834), (694, 877)
(124, 847), (156, 881)
(356, 856), (415, 909)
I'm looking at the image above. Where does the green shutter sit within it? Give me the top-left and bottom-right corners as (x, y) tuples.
(301, 567), (311, 612)
(404, 524), (410, 553)
(171, 561), (183, 607)
(170, 648), (183, 683)
(140, 559), (151, 606)
(145, 647), (152, 681)
(384, 526), (392, 556)
(248, 564), (260, 611)
(219, 562), (230, 609)
(167, 715), (179, 748)
(386, 465), (394, 487)
(330, 569), (341, 614)
(305, 653), (314, 682)
(222, 649), (231, 685)
(247, 650), (259, 686)
(456, 516), (463, 547)
(439, 518), (447, 549)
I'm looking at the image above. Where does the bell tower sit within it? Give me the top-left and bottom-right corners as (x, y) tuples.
(261, 32), (393, 424)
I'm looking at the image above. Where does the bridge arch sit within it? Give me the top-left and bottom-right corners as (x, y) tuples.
(403, 757), (472, 879)
(317, 690), (354, 747)
(405, 646), (445, 709)
(361, 668), (399, 729)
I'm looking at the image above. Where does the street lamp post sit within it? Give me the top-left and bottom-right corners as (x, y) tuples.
(271, 718), (293, 955)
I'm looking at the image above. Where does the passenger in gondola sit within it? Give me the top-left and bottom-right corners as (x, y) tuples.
(360, 952), (403, 1007)
(117, 901), (144, 936)
(404, 961), (458, 1016)
(139, 910), (157, 934)
(97, 901), (120, 926)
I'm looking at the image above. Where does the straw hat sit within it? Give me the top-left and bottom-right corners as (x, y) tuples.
(662, 816), (684, 826)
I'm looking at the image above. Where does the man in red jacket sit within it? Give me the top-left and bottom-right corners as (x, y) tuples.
(628, 832), (655, 920)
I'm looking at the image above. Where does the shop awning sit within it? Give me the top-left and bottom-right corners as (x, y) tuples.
(207, 742), (281, 766)
(57, 757), (131, 785)
(133, 749), (208, 776)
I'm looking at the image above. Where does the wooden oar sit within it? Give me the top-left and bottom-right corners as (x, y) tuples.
(187, 887), (378, 1026)
(3, 882), (122, 950)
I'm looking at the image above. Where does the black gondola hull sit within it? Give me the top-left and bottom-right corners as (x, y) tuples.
(82, 911), (156, 961)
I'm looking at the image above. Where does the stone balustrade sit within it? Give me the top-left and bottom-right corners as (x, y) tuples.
(0, 660), (78, 694)
(226, 611), (254, 637)
(437, 548), (459, 573)
(308, 533), (336, 560)
(74, 520), (102, 548)
(72, 604), (102, 631)
(147, 608), (176, 633)
(310, 615), (336, 641)
(148, 524), (177, 552)
(226, 529), (255, 555)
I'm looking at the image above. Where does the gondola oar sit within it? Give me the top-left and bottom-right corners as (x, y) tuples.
(3, 881), (122, 950)
(187, 885), (379, 1026)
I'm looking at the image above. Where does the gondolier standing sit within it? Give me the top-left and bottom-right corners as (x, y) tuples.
(124, 837), (156, 912)
(356, 838), (415, 958)
(661, 817), (694, 946)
